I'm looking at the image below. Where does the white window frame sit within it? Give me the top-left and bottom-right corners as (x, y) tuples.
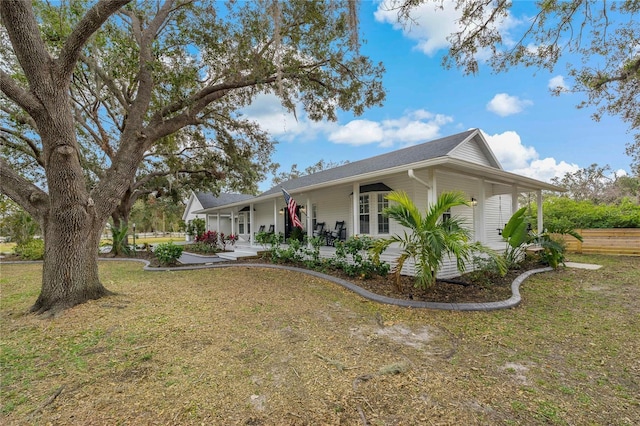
(358, 192), (389, 236)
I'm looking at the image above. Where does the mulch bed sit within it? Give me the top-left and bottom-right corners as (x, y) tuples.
(2, 251), (543, 304)
(193, 254), (542, 304)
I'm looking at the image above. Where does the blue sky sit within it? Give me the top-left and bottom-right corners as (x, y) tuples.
(244, 1), (633, 192)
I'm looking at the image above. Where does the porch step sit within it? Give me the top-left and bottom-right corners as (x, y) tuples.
(217, 249), (261, 261)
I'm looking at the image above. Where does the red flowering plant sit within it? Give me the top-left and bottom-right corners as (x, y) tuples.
(228, 234), (239, 246)
(195, 230), (219, 247)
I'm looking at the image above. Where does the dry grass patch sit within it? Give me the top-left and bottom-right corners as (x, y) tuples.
(1, 255), (639, 425)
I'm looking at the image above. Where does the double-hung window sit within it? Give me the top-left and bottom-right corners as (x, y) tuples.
(359, 194), (370, 234)
(377, 194), (389, 234)
(357, 192), (390, 235)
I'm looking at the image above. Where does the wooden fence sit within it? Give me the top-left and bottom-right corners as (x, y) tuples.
(560, 229), (640, 256)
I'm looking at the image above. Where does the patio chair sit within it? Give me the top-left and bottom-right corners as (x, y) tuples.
(258, 225), (265, 233)
(312, 222), (325, 238)
(326, 221), (346, 246)
(267, 224), (274, 234)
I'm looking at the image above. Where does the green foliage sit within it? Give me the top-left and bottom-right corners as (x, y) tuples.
(188, 241), (219, 254)
(535, 196), (640, 229)
(288, 227), (304, 243)
(0, 198), (40, 245)
(370, 191), (505, 289)
(129, 197), (186, 234)
(110, 224), (131, 256)
(254, 231), (278, 247)
(331, 236), (389, 278)
(466, 255), (505, 287)
(13, 238), (44, 260)
(502, 208), (583, 269)
(154, 242), (183, 267)
(501, 207), (530, 268)
(536, 234), (567, 268)
(267, 234), (389, 278)
(186, 219), (206, 237)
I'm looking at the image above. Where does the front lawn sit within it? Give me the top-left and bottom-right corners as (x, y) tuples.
(1, 254), (638, 425)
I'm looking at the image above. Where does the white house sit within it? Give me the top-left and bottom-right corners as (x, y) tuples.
(185, 129), (563, 276)
(182, 192), (255, 238)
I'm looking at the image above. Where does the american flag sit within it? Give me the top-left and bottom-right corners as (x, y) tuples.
(281, 188), (303, 229)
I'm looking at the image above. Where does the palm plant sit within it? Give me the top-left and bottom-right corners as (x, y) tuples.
(370, 191), (506, 290)
(503, 206), (583, 268)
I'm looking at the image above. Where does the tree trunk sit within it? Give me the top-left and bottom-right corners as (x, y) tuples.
(28, 76), (114, 316)
(31, 211), (111, 316)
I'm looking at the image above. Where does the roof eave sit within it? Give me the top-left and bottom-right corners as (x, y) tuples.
(444, 158), (566, 192)
(197, 156), (564, 213)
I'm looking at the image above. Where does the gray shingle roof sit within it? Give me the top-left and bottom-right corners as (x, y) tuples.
(195, 192), (254, 209)
(260, 129), (477, 195)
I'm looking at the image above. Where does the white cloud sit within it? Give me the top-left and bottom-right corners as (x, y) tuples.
(486, 93), (533, 116)
(548, 75), (569, 93)
(243, 96), (453, 148)
(374, 0), (519, 57)
(329, 109), (453, 147)
(328, 120), (384, 145)
(483, 130), (580, 181)
(241, 93), (331, 142)
(512, 158), (580, 182)
(483, 130), (537, 170)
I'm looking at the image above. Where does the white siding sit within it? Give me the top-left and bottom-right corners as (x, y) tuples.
(434, 172), (478, 277)
(484, 194), (512, 249)
(310, 185), (353, 238)
(183, 194), (204, 222)
(449, 138), (492, 166)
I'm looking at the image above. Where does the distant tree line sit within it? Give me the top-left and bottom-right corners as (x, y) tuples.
(528, 164), (640, 229)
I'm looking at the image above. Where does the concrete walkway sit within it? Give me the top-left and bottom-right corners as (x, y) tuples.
(178, 252), (227, 264)
(565, 262), (602, 270)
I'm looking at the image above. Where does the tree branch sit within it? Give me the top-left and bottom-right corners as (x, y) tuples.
(591, 56), (640, 90)
(58, 0), (132, 79)
(0, 1), (51, 92)
(79, 52), (128, 110)
(0, 157), (48, 221)
(0, 127), (44, 166)
(0, 70), (41, 114)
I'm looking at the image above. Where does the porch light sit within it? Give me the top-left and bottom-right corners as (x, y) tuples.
(470, 197), (478, 207)
(279, 208), (284, 215)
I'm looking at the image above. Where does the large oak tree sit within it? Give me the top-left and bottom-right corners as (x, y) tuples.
(0, 0), (384, 315)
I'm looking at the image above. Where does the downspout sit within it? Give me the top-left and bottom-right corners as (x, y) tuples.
(408, 169), (431, 188)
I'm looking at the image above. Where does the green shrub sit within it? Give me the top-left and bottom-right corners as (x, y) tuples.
(155, 242), (183, 266)
(186, 218), (205, 237)
(536, 196), (640, 229)
(14, 238), (44, 260)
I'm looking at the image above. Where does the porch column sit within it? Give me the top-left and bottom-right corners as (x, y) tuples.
(475, 180), (486, 243)
(511, 185), (519, 215)
(216, 214), (220, 232)
(230, 210), (235, 236)
(306, 196), (312, 241)
(249, 203), (255, 246)
(537, 190), (543, 232)
(352, 182), (359, 236)
(427, 169), (436, 208)
(273, 199), (278, 233)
